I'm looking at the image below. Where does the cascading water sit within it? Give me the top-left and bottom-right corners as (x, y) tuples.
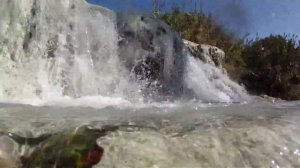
(0, 0), (141, 105)
(0, 0), (299, 168)
(184, 55), (248, 103)
(0, 0), (248, 105)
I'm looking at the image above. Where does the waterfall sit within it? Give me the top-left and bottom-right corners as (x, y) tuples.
(184, 55), (249, 103)
(0, 0), (248, 105)
(0, 0), (140, 104)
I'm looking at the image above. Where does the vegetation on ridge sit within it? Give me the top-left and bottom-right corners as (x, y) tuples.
(154, 3), (300, 100)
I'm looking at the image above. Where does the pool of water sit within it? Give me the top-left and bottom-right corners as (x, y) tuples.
(0, 100), (299, 167)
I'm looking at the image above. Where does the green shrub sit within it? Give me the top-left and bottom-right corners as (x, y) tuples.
(240, 35), (300, 100)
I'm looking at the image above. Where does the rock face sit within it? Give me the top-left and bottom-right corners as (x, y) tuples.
(183, 40), (225, 70)
(117, 13), (187, 100)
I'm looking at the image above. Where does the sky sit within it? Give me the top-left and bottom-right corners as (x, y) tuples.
(87, 0), (300, 39)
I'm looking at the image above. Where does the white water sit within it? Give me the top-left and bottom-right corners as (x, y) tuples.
(184, 55), (248, 103)
(0, 0), (248, 106)
(0, 101), (299, 168)
(0, 0), (141, 105)
(0, 0), (299, 168)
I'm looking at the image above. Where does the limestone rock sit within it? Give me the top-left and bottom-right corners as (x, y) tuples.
(183, 40), (225, 70)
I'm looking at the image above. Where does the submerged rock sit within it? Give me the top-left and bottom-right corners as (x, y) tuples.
(0, 125), (119, 168)
(0, 136), (21, 168)
(260, 94), (283, 103)
(117, 13), (187, 100)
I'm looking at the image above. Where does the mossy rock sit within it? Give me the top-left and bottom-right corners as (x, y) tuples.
(5, 125), (119, 168)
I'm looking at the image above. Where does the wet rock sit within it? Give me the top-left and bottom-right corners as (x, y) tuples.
(117, 13), (187, 99)
(0, 136), (21, 168)
(1, 125), (117, 168)
(184, 40), (225, 71)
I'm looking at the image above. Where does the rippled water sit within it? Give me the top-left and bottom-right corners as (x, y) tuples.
(0, 0), (299, 167)
(0, 100), (299, 167)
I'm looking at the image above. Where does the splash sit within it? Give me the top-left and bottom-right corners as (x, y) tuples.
(0, 0), (141, 104)
(0, 0), (248, 106)
(184, 55), (249, 103)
